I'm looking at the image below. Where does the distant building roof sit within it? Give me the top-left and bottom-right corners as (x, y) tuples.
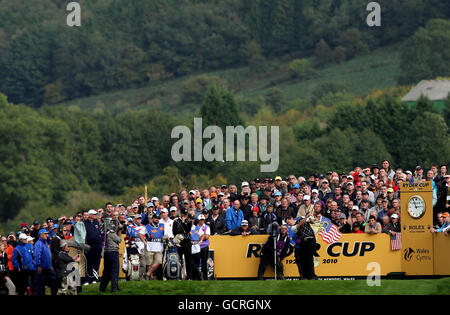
(402, 80), (450, 102)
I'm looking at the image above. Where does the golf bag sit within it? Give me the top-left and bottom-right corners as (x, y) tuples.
(123, 237), (140, 281)
(162, 239), (182, 280)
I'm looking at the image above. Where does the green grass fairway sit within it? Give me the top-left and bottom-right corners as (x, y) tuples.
(80, 278), (450, 295)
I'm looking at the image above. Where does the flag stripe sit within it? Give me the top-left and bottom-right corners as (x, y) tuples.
(390, 232), (402, 250)
(319, 224), (343, 244)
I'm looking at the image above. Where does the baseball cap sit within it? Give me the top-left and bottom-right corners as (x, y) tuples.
(196, 198), (203, 204)
(147, 202), (155, 207)
(20, 222), (28, 228)
(264, 187), (272, 192)
(134, 214), (142, 218)
(18, 233), (27, 240)
(218, 192), (224, 197)
(220, 185), (227, 189)
(352, 206), (359, 211)
(38, 229), (49, 236)
(241, 220), (249, 226)
(170, 206), (178, 212)
(303, 195), (311, 201)
(405, 170), (413, 175)
(322, 179), (329, 184)
(312, 189), (319, 194)
(355, 182), (362, 187)
(252, 206), (260, 214)
(347, 175), (353, 180)
(274, 191), (282, 197)
(27, 236), (34, 242)
(275, 176), (282, 181)
(60, 240), (68, 249)
(210, 192), (218, 198)
(198, 214), (206, 221)
(131, 204), (138, 209)
(241, 181), (249, 187)
(353, 222), (360, 228)
(160, 208), (168, 214)
(339, 213), (347, 219)
(151, 197), (159, 202)
(183, 200), (190, 204)
(33, 220), (40, 225)
(293, 183), (300, 189)
(189, 190), (196, 195)
(391, 214), (399, 219)
(88, 209), (97, 215)
(387, 188), (394, 193)
(416, 165), (422, 170)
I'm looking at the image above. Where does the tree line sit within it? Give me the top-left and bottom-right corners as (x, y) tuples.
(0, 0), (449, 107)
(1, 83), (449, 228)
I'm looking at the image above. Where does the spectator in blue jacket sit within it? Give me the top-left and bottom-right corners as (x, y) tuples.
(12, 233), (35, 295)
(225, 199), (244, 232)
(34, 229), (57, 295)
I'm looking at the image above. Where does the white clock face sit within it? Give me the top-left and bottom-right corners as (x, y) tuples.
(408, 196), (426, 219)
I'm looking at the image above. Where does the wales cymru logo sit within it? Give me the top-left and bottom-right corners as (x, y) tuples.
(404, 248), (415, 262)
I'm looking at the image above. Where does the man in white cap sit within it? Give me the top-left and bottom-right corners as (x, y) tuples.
(311, 189), (320, 204)
(230, 220), (258, 236)
(12, 233), (35, 295)
(296, 195), (313, 219)
(382, 213), (401, 236)
(151, 197), (160, 209)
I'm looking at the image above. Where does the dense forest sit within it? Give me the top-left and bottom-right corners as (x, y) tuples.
(0, 0), (449, 231)
(0, 0), (449, 106)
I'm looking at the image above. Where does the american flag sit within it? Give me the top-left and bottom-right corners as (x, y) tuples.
(390, 232), (402, 251)
(319, 218), (343, 244)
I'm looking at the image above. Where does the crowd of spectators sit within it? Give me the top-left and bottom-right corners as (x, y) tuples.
(0, 161), (449, 294)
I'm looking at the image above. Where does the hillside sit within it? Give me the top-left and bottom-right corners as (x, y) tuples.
(56, 44), (402, 116)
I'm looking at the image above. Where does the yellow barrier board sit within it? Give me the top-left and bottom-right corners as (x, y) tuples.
(209, 234), (402, 278)
(433, 233), (450, 276)
(96, 230), (449, 279)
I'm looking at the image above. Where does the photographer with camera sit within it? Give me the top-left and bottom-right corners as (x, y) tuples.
(257, 223), (293, 280)
(56, 240), (80, 295)
(99, 210), (122, 293)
